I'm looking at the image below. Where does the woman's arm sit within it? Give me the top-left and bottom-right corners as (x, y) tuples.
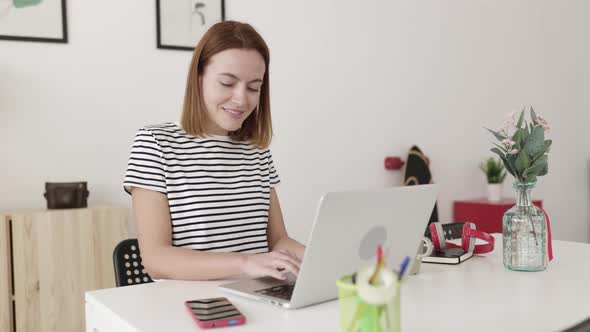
(132, 187), (299, 280)
(267, 188), (306, 261)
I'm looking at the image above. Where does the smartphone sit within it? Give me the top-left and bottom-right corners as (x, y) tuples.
(185, 297), (246, 329)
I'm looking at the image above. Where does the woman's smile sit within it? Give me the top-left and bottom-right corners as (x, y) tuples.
(222, 106), (246, 119)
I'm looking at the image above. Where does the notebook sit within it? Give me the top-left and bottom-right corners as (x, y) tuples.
(421, 248), (473, 265)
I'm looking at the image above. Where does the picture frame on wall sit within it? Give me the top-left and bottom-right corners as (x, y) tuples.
(156, 0), (225, 51)
(0, 0), (68, 43)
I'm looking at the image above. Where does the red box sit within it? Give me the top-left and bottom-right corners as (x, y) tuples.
(453, 199), (543, 234)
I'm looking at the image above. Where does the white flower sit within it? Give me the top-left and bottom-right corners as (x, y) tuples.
(533, 115), (550, 133)
(510, 149), (519, 155)
(501, 138), (516, 151)
(536, 115), (547, 125)
(495, 127), (507, 136)
(497, 110), (521, 134)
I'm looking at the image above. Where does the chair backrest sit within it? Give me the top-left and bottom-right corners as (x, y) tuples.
(113, 238), (153, 287)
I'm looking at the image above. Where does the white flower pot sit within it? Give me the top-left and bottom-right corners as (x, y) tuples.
(487, 183), (502, 202)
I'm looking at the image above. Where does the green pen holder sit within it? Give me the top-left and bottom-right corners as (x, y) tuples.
(336, 272), (401, 332)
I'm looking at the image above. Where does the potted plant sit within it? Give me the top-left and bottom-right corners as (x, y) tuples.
(485, 106), (552, 271)
(479, 157), (507, 202)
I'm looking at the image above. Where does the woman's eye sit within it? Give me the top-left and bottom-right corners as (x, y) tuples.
(247, 87), (260, 92)
(219, 82), (233, 87)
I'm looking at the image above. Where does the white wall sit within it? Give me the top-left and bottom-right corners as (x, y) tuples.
(1, 0), (589, 244)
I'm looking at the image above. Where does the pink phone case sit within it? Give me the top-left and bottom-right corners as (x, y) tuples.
(185, 298), (246, 329)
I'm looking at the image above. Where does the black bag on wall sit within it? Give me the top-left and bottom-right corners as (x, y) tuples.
(44, 182), (89, 209)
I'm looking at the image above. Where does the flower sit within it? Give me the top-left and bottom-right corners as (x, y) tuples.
(535, 115), (551, 133)
(496, 110), (522, 136)
(485, 106), (551, 184)
(501, 138), (515, 150)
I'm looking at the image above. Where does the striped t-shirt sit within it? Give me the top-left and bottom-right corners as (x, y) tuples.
(123, 122), (280, 254)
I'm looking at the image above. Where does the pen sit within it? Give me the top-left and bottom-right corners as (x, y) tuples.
(398, 256), (410, 281)
(347, 245), (384, 332)
(369, 245), (384, 285)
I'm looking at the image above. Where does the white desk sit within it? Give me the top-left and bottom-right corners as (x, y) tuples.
(86, 235), (590, 331)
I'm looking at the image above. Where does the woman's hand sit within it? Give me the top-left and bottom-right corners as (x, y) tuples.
(241, 250), (301, 280)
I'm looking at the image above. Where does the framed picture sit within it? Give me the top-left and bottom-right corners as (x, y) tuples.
(156, 0), (225, 51)
(0, 0), (67, 43)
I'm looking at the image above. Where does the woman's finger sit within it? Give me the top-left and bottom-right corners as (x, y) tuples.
(273, 258), (300, 276)
(273, 251), (301, 269)
(265, 267), (288, 280)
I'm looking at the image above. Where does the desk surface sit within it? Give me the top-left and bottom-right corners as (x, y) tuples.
(86, 235), (590, 332)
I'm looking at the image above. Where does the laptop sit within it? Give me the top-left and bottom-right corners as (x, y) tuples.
(219, 184), (438, 309)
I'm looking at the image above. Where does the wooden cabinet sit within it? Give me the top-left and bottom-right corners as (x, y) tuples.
(1, 214), (13, 332)
(0, 206), (128, 332)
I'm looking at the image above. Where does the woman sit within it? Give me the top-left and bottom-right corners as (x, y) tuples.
(123, 21), (305, 281)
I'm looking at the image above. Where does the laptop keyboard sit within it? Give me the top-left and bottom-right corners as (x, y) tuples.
(255, 284), (295, 301)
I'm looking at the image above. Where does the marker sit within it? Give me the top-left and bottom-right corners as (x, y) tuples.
(398, 256), (411, 281)
(369, 245), (384, 285)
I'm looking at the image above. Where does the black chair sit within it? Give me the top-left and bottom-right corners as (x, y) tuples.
(113, 238), (154, 287)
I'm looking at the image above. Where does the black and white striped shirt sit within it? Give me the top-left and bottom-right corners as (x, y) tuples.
(123, 122), (280, 254)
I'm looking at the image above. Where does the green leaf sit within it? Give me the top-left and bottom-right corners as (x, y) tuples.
(501, 158), (515, 177)
(515, 151), (531, 175)
(523, 155), (547, 179)
(490, 148), (505, 159)
(505, 154), (518, 178)
(544, 139), (552, 153)
(530, 106), (538, 124)
(528, 122), (533, 134)
(523, 126), (545, 156)
(512, 128), (527, 149)
(531, 144), (547, 162)
(516, 110), (525, 129)
(485, 127), (506, 141)
(493, 143), (507, 153)
(534, 154), (548, 166)
(539, 159), (549, 176)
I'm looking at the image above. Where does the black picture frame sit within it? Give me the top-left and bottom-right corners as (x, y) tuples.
(0, 0), (68, 44)
(156, 0), (225, 51)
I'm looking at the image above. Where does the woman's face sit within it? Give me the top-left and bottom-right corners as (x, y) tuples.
(201, 48), (266, 136)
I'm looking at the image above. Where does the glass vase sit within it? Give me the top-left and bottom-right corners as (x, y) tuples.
(502, 182), (547, 271)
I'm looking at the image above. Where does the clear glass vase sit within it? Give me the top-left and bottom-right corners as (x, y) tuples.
(502, 182), (547, 271)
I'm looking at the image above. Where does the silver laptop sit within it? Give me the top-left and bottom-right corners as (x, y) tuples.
(220, 184), (438, 309)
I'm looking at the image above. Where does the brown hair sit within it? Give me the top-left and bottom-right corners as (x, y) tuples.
(180, 21), (273, 148)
